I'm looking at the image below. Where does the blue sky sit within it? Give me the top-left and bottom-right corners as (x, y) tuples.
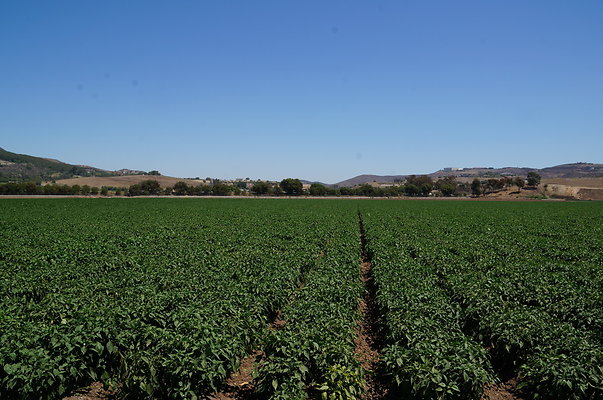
(1, 1), (602, 183)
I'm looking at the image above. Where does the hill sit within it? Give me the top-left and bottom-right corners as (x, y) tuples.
(55, 175), (207, 189)
(334, 163), (603, 187)
(0, 147), (145, 183)
(334, 174), (407, 187)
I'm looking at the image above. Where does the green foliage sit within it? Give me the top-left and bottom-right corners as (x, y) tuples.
(514, 177), (525, 189)
(280, 178), (304, 195)
(363, 201), (603, 400)
(211, 183), (232, 196)
(140, 180), (161, 195)
(471, 179), (482, 196)
(173, 181), (189, 195)
(0, 199), (364, 398)
(0, 199), (601, 400)
(251, 181), (270, 195)
(256, 209), (363, 399)
(0, 147), (118, 182)
(309, 183), (328, 196)
(318, 364), (364, 400)
(527, 171), (542, 187)
(404, 183), (420, 196)
(128, 180), (161, 196)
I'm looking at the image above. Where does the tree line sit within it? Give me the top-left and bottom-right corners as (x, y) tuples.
(0, 173), (542, 197)
(470, 172), (541, 196)
(0, 182), (114, 196)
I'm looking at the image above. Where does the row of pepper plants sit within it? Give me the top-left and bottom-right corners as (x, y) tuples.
(0, 198), (358, 399)
(361, 201), (603, 399)
(256, 204), (364, 399)
(2, 198), (601, 399)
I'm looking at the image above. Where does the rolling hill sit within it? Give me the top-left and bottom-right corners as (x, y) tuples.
(0, 147), (145, 183)
(55, 175), (208, 189)
(334, 163), (603, 187)
(3, 147), (601, 189)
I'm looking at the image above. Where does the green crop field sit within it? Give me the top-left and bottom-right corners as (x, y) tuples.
(0, 199), (601, 400)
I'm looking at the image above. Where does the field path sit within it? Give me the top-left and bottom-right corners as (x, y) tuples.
(356, 212), (391, 400)
(207, 351), (263, 400)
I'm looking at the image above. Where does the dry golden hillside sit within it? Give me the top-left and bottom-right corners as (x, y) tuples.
(54, 175), (207, 188)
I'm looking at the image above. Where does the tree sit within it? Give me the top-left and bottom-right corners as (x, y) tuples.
(58, 185), (72, 195)
(500, 176), (513, 190)
(100, 187), (109, 196)
(90, 186), (100, 195)
(471, 179), (482, 197)
(280, 178), (303, 195)
(326, 187), (340, 196)
(309, 183), (327, 196)
(81, 185), (91, 195)
(147, 170), (161, 176)
(212, 183), (232, 196)
(355, 184), (376, 197)
(251, 182), (270, 195)
(384, 186), (403, 197)
(514, 177), (525, 191)
(439, 184), (457, 197)
(128, 184), (142, 196)
(527, 171), (541, 187)
(406, 175), (433, 189)
(270, 184), (284, 196)
(140, 180), (161, 195)
(486, 178), (504, 193)
(404, 184), (420, 196)
(189, 185), (203, 196)
(420, 183), (432, 196)
(435, 176), (458, 196)
(198, 184), (212, 195)
(339, 187), (353, 196)
(173, 181), (189, 196)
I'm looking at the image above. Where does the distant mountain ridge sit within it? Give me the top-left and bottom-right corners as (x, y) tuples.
(0, 147), (145, 183)
(334, 163), (603, 187)
(2, 147), (601, 187)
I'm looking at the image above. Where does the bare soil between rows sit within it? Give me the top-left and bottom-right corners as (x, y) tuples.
(208, 351), (264, 400)
(63, 382), (113, 400)
(356, 213), (391, 400)
(481, 378), (524, 400)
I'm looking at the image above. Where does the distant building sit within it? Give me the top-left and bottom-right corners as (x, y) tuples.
(443, 167), (464, 172)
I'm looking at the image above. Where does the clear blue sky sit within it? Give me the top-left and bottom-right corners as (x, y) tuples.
(2, 1), (602, 183)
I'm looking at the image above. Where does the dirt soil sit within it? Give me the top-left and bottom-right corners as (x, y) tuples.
(269, 309), (287, 330)
(543, 177), (603, 188)
(63, 382), (113, 400)
(356, 215), (390, 400)
(355, 269), (390, 400)
(481, 378), (525, 400)
(207, 351), (263, 400)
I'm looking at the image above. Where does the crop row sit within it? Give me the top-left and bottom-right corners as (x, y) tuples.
(1, 199), (601, 399)
(362, 213), (493, 400)
(256, 209), (363, 399)
(362, 201), (603, 399)
(0, 199), (359, 399)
